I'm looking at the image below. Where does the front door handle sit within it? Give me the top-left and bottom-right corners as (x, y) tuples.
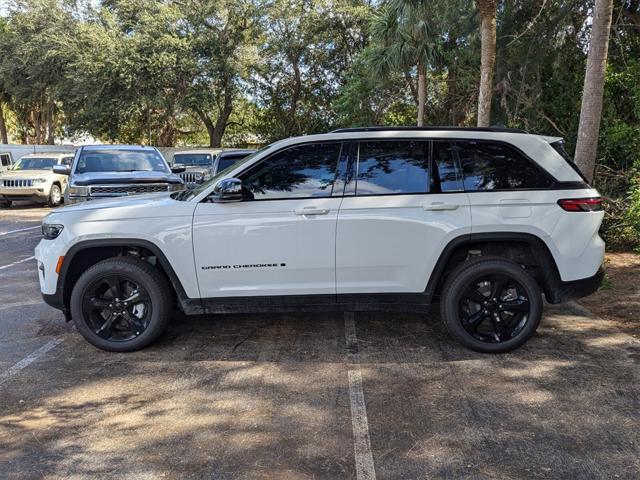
(423, 202), (459, 211)
(294, 206), (330, 216)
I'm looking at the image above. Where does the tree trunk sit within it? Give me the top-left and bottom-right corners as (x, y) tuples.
(0, 104), (8, 144)
(285, 58), (302, 136)
(46, 98), (55, 145)
(195, 109), (216, 147)
(417, 62), (426, 127)
(476, 0), (497, 127)
(574, 0), (614, 183)
(211, 93), (233, 148)
(34, 109), (42, 145)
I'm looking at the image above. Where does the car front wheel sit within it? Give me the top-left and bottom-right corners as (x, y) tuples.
(48, 184), (62, 207)
(70, 257), (173, 352)
(440, 257), (543, 353)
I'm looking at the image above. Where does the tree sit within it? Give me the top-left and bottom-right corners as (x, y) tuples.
(180, 0), (259, 147)
(62, 0), (195, 146)
(334, 47), (416, 126)
(254, 0), (371, 141)
(475, 0), (496, 127)
(574, 0), (615, 182)
(0, 0), (75, 144)
(368, 0), (438, 126)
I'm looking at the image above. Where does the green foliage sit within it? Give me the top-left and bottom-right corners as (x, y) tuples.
(0, 0), (639, 251)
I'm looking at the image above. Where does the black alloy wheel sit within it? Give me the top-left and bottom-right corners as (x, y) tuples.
(81, 275), (152, 342)
(70, 256), (172, 352)
(440, 257), (543, 353)
(459, 273), (530, 343)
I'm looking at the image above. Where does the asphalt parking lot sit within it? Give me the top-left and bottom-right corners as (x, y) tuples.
(0, 204), (639, 480)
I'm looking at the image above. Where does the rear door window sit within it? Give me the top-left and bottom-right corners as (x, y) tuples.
(356, 140), (430, 195)
(457, 141), (552, 190)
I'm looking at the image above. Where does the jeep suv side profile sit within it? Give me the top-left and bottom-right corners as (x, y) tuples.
(35, 127), (604, 353)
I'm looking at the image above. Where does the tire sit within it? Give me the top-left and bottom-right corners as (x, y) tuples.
(0, 199), (11, 208)
(48, 184), (62, 207)
(440, 256), (543, 353)
(70, 256), (173, 352)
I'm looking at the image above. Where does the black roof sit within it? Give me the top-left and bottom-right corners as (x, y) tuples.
(330, 126), (528, 134)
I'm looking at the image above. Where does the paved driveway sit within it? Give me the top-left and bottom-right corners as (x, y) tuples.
(0, 205), (638, 479)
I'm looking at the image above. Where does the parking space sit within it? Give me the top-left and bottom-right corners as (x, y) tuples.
(0, 205), (639, 479)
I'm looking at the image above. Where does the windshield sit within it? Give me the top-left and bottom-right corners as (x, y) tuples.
(173, 146), (269, 201)
(75, 149), (169, 174)
(173, 153), (214, 167)
(12, 157), (57, 170)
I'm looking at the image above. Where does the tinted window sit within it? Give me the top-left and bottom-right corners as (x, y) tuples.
(62, 156), (74, 166)
(356, 141), (430, 195)
(1, 154), (10, 167)
(240, 143), (341, 200)
(458, 141), (551, 190)
(174, 153), (213, 166)
(432, 142), (463, 192)
(218, 156), (247, 172)
(75, 150), (169, 174)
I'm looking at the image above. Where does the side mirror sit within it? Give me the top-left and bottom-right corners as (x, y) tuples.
(211, 178), (243, 203)
(171, 164), (186, 174)
(53, 165), (71, 175)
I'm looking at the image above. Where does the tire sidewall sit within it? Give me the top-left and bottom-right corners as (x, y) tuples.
(48, 184), (62, 207)
(70, 259), (170, 352)
(441, 259), (543, 353)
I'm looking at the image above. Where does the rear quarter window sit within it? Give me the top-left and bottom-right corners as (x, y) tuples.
(457, 141), (552, 191)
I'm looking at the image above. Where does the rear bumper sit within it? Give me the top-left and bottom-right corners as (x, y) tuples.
(546, 267), (604, 304)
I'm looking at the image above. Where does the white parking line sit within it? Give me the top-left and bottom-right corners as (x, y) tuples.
(0, 338), (63, 385)
(0, 255), (35, 271)
(345, 312), (377, 480)
(0, 225), (40, 237)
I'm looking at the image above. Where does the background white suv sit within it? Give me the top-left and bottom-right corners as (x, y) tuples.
(0, 152), (74, 208)
(35, 127), (604, 353)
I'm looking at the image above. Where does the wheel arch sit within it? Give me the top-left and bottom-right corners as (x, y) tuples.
(425, 232), (564, 303)
(56, 238), (196, 317)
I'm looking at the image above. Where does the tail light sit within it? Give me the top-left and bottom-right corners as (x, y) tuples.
(557, 197), (603, 212)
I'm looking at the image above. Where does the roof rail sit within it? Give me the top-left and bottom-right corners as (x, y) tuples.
(329, 126), (528, 134)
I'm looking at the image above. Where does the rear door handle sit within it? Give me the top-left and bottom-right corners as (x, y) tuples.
(423, 202), (459, 211)
(295, 206), (330, 216)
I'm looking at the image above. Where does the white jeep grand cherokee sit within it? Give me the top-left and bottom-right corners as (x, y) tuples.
(35, 127), (604, 353)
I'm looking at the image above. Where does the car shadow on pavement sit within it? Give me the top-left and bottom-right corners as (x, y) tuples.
(0, 307), (638, 479)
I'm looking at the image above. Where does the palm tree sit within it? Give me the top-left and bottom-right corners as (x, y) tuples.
(368, 0), (438, 126)
(574, 0), (614, 182)
(475, 0), (496, 127)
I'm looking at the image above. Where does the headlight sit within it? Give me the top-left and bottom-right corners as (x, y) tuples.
(32, 178), (47, 185)
(168, 183), (185, 192)
(42, 224), (64, 240)
(68, 185), (89, 196)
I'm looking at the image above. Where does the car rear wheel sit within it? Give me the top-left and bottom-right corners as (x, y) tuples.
(48, 184), (62, 207)
(440, 257), (542, 353)
(70, 257), (173, 352)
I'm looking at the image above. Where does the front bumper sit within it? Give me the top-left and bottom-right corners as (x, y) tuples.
(546, 267), (604, 304)
(1, 187), (48, 201)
